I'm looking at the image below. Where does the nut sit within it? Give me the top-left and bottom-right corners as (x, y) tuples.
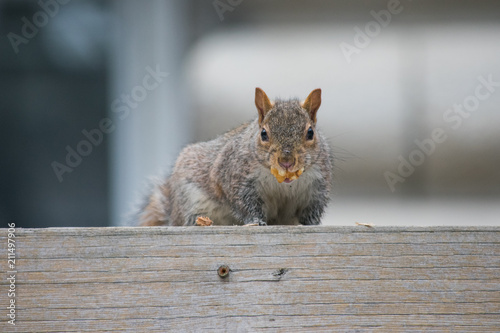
(196, 216), (213, 226)
(270, 167), (305, 183)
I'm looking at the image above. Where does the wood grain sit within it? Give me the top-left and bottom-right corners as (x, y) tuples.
(1, 226), (499, 332)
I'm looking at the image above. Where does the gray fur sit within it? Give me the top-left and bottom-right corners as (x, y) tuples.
(139, 90), (333, 226)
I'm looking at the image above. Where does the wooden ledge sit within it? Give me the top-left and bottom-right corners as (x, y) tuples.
(2, 227), (499, 332)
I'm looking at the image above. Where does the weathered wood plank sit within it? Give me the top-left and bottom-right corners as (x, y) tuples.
(1, 226), (499, 332)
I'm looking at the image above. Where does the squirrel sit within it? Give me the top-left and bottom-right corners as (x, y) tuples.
(138, 88), (333, 226)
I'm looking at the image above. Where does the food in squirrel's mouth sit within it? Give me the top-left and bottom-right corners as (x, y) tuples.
(270, 167), (304, 183)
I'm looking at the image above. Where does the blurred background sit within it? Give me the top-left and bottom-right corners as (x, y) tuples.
(1, 0), (499, 227)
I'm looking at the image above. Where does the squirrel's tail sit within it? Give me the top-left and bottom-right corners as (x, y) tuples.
(137, 179), (171, 226)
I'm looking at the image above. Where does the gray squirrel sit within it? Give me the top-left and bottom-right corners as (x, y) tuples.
(139, 88), (333, 226)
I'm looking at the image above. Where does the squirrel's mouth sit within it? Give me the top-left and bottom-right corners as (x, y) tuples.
(270, 166), (304, 184)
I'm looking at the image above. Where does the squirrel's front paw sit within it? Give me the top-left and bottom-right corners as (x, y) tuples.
(243, 218), (267, 226)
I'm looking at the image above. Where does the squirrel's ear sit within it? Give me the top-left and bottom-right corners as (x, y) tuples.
(255, 87), (273, 124)
(301, 89), (322, 123)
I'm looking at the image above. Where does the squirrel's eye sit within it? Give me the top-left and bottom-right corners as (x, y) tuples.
(306, 127), (314, 140)
(261, 128), (269, 142)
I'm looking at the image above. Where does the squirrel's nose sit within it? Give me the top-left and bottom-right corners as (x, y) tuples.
(278, 158), (295, 170)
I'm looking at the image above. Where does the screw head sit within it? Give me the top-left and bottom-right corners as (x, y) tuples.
(217, 265), (230, 278)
